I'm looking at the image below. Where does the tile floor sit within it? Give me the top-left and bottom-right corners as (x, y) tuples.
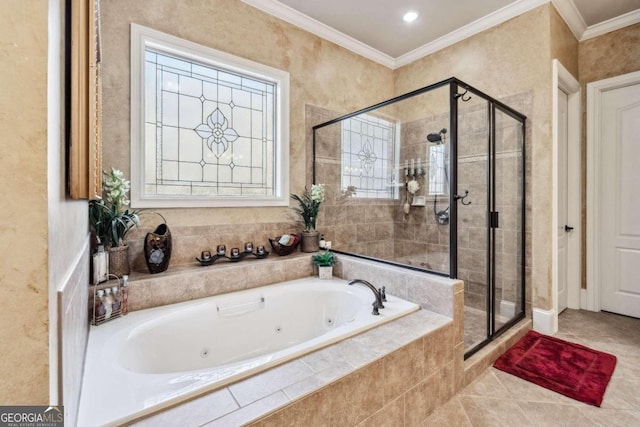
(423, 309), (640, 426)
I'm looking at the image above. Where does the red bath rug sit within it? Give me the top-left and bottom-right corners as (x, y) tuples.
(493, 330), (616, 407)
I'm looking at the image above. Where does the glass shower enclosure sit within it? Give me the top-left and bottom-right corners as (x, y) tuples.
(312, 78), (526, 357)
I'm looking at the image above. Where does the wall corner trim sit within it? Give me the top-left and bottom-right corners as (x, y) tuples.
(550, 0), (587, 40)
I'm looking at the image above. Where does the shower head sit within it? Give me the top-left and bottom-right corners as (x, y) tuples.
(427, 128), (447, 144)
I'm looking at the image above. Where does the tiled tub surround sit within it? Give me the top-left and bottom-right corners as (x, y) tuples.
(79, 277), (420, 425)
(94, 254), (464, 426)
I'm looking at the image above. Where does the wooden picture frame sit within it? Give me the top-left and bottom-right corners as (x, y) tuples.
(68, 0), (101, 199)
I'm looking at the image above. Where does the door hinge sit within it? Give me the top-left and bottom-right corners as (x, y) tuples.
(490, 211), (499, 228)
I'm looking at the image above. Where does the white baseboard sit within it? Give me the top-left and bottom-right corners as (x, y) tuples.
(499, 300), (516, 318)
(580, 288), (587, 309)
(533, 307), (557, 335)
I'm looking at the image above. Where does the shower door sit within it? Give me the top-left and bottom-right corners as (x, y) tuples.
(453, 82), (526, 357)
(492, 106), (525, 339)
(453, 88), (491, 353)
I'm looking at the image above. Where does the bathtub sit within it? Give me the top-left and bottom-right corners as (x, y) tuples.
(78, 277), (419, 426)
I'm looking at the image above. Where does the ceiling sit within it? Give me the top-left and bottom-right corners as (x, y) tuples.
(277, 0), (516, 58)
(243, 0), (640, 68)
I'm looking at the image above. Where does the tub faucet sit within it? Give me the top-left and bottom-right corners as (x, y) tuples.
(347, 279), (385, 315)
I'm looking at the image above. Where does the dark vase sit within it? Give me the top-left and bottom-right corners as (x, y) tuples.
(144, 223), (172, 274)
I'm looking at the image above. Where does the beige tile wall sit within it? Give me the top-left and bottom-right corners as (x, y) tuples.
(125, 221), (301, 272)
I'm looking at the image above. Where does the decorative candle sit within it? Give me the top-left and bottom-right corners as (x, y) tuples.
(217, 245), (226, 256)
(244, 242), (253, 253)
(257, 245), (265, 255)
(201, 250), (211, 260)
(410, 158), (415, 176)
(417, 157), (421, 175)
(231, 247), (240, 257)
(404, 160), (409, 176)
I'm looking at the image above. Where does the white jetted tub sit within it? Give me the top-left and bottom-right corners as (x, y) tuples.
(78, 277), (419, 426)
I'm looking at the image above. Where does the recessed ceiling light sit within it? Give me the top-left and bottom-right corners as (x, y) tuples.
(403, 11), (418, 23)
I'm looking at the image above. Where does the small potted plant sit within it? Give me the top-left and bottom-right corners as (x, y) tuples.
(312, 250), (338, 279)
(89, 168), (140, 277)
(291, 184), (325, 252)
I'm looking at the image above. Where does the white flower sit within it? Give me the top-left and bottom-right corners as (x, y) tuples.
(311, 184), (325, 203)
(407, 179), (420, 194)
(103, 168), (132, 212)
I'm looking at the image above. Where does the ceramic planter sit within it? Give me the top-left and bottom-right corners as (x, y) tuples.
(318, 265), (333, 279)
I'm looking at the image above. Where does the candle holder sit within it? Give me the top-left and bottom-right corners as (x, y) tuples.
(196, 243), (270, 266)
(196, 248), (228, 266)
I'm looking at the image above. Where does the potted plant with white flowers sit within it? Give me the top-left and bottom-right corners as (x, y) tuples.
(89, 168), (140, 277)
(291, 184), (325, 252)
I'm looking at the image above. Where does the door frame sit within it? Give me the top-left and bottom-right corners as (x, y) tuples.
(586, 70), (640, 311)
(551, 59), (581, 332)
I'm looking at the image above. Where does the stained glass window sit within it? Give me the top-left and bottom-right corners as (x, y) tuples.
(341, 114), (398, 199)
(131, 25), (289, 207)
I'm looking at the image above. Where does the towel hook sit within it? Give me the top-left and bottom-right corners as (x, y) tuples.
(453, 190), (471, 205)
(455, 88), (472, 102)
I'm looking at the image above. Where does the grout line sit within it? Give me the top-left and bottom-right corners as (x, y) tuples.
(455, 396), (474, 426)
(226, 386), (242, 409)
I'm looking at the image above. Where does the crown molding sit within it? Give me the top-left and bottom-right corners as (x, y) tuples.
(243, 0), (640, 70)
(241, 0), (395, 68)
(581, 8), (640, 41)
(243, 0), (550, 70)
(395, 0), (548, 68)
(550, 0), (587, 39)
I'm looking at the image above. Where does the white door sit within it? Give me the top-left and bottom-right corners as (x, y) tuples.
(557, 89), (569, 313)
(600, 81), (640, 318)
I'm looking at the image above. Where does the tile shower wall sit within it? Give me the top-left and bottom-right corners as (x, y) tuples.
(307, 105), (397, 260)
(395, 113), (450, 273)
